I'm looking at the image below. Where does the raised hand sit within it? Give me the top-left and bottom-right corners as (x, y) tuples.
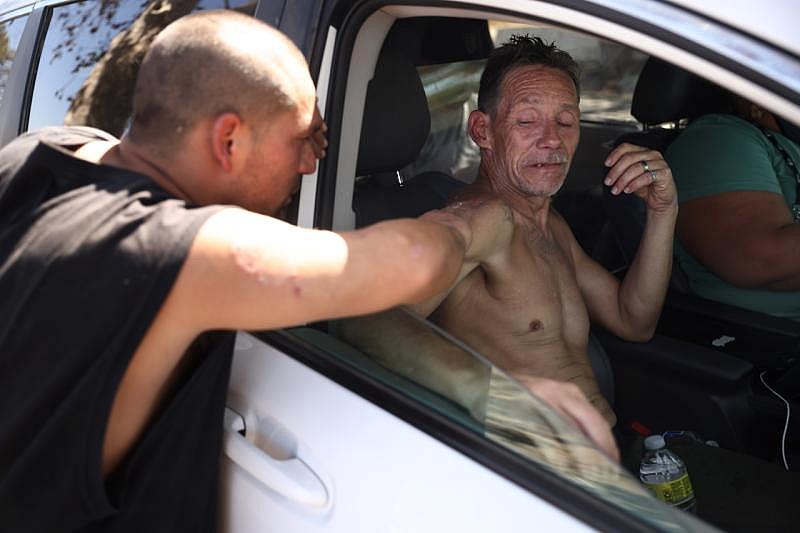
(604, 143), (677, 216)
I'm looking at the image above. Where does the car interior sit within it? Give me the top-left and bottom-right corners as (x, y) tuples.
(307, 10), (800, 527)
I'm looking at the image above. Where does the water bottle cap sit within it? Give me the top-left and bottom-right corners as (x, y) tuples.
(644, 435), (666, 450)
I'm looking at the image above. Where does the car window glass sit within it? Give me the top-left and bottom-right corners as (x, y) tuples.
(0, 14), (29, 109)
(404, 21), (647, 183)
(288, 308), (693, 531)
(27, 0), (256, 135)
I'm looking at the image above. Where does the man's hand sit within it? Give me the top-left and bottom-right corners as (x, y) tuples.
(516, 374), (620, 461)
(604, 143), (677, 216)
(310, 105), (328, 159)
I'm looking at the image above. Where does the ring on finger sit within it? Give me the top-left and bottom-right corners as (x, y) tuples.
(640, 160), (657, 183)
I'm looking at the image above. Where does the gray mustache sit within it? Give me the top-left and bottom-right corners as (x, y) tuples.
(523, 153), (569, 165)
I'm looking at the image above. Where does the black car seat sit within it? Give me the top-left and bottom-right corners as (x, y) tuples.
(352, 17), (494, 227)
(353, 49), (464, 227)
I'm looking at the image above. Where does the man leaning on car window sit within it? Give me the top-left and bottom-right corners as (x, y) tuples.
(0, 11), (491, 531)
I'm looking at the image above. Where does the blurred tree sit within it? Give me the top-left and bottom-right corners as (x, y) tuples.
(0, 25), (10, 64)
(63, 0), (198, 136)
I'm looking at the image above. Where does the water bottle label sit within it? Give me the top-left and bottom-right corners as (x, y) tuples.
(644, 473), (694, 505)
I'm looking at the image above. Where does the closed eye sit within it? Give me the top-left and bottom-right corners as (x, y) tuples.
(557, 111), (577, 127)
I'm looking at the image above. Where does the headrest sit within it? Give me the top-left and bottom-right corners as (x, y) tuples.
(356, 51), (430, 176)
(355, 18), (493, 177)
(382, 17), (493, 66)
(631, 57), (728, 125)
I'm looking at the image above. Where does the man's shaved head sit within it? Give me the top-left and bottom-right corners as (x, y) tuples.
(129, 11), (313, 152)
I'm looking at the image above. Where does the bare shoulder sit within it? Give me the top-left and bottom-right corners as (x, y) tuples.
(444, 193), (513, 227)
(548, 207), (579, 247)
(421, 192), (512, 238)
(449, 188), (508, 210)
(547, 207), (592, 270)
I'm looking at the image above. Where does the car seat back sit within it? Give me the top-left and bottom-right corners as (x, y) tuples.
(353, 18), (491, 228)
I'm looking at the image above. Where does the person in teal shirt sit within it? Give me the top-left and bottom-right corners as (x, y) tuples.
(666, 98), (800, 320)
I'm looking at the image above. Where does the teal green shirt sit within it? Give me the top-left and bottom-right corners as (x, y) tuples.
(665, 113), (800, 321)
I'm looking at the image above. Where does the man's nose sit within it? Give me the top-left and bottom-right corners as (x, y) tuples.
(537, 120), (563, 149)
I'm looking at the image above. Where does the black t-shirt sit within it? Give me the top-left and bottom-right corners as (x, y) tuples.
(0, 127), (234, 532)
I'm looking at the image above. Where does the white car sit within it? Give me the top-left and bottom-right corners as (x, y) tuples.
(2, 0), (798, 531)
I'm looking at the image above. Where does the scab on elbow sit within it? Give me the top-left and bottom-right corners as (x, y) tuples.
(231, 240), (270, 283)
(230, 238), (304, 295)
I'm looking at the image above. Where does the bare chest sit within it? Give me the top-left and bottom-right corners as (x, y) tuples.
(436, 225), (590, 347)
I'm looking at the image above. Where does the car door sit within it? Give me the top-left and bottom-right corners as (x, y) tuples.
(216, 1), (719, 531)
(220, 326), (596, 532)
(219, 0), (799, 531)
(220, 312), (705, 532)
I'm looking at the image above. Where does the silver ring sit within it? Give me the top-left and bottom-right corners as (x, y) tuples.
(640, 160), (657, 183)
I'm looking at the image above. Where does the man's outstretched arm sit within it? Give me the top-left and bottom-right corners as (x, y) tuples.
(102, 209), (469, 474)
(175, 208), (471, 330)
(572, 143), (678, 341)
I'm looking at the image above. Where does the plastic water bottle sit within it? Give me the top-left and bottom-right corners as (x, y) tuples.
(639, 435), (697, 513)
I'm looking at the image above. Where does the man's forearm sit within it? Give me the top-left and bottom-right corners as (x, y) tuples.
(618, 207), (678, 339)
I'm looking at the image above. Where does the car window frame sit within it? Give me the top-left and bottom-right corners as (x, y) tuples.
(0, 3), (37, 145)
(300, 0), (800, 530)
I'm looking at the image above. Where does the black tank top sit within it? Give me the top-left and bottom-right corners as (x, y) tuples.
(0, 127), (233, 532)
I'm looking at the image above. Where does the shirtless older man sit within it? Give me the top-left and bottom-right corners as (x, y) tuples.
(417, 36), (678, 426)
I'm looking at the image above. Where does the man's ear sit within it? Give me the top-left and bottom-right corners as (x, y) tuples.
(210, 112), (247, 173)
(468, 109), (492, 149)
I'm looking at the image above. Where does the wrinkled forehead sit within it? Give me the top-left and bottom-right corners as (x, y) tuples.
(499, 65), (578, 110)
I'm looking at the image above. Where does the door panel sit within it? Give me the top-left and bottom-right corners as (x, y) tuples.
(219, 332), (590, 532)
